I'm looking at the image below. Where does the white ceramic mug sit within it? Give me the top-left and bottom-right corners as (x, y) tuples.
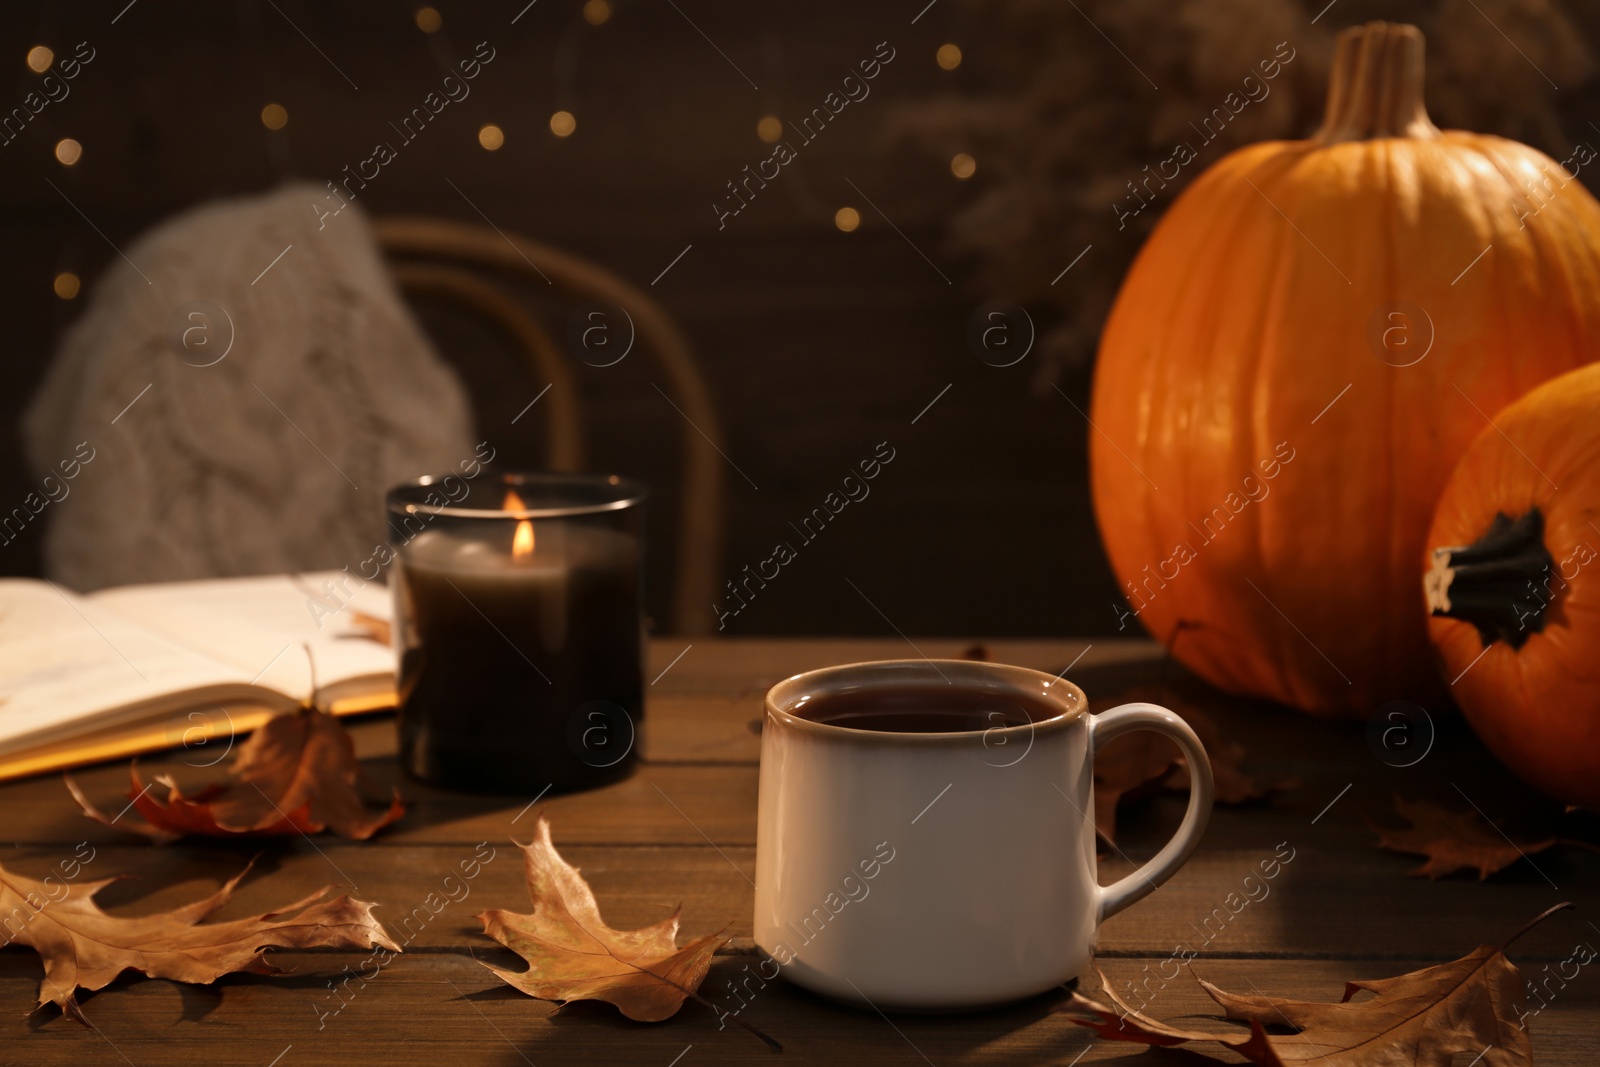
(754, 659), (1213, 1010)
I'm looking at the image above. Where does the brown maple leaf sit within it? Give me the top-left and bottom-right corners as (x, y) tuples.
(1061, 903), (1572, 1066)
(1093, 729), (1182, 843)
(67, 707), (404, 843)
(1368, 796), (1555, 880)
(476, 815), (741, 1029)
(0, 857), (399, 1022)
(1092, 683), (1293, 844)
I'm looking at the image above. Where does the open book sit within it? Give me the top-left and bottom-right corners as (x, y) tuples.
(0, 571), (397, 781)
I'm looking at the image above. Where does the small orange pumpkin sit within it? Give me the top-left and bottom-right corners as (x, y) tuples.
(1090, 22), (1600, 716)
(1425, 362), (1600, 809)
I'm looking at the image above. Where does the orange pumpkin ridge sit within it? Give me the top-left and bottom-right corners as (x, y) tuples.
(1090, 21), (1600, 717)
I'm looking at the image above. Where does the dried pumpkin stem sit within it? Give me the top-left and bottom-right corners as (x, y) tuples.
(1425, 508), (1557, 651)
(1314, 21), (1440, 143)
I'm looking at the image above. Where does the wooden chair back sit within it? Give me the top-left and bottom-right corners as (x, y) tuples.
(376, 216), (725, 636)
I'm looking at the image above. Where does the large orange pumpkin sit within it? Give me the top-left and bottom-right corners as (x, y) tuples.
(1424, 363), (1600, 808)
(1089, 21), (1600, 717)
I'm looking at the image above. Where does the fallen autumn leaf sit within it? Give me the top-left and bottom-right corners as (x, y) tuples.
(1, 857), (399, 1022)
(476, 814), (777, 1047)
(1060, 902), (1572, 1066)
(1093, 682), (1293, 845)
(1368, 795), (1555, 880)
(67, 707), (404, 843)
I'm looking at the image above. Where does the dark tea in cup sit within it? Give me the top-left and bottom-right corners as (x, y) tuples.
(789, 683), (1060, 733)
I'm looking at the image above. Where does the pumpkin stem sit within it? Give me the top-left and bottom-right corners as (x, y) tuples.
(1313, 21), (1440, 144)
(1425, 509), (1557, 651)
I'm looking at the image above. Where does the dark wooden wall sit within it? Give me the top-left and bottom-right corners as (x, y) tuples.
(1, 1), (1595, 639)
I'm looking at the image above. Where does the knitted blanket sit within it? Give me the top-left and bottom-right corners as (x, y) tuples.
(23, 183), (475, 590)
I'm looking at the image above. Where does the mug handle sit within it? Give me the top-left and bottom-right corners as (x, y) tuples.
(1088, 702), (1214, 923)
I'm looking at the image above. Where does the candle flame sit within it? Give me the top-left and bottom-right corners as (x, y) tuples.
(512, 519), (535, 559)
(505, 488), (534, 558)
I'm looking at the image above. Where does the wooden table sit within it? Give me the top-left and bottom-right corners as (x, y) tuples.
(4, 638), (1596, 1064)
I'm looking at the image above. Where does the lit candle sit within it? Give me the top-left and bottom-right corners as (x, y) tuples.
(387, 474), (645, 794)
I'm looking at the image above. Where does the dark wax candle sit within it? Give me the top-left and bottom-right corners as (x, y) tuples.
(388, 476), (644, 794)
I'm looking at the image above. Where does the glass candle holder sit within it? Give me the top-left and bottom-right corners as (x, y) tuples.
(386, 472), (646, 794)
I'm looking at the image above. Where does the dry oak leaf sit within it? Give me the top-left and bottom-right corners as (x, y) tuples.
(476, 815), (726, 1023)
(0, 858), (399, 1022)
(1061, 903), (1572, 1066)
(1368, 796), (1555, 880)
(67, 707), (403, 843)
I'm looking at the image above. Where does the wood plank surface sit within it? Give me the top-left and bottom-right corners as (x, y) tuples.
(0, 842), (1586, 963)
(2, 953), (1594, 1066)
(2, 638), (1597, 1064)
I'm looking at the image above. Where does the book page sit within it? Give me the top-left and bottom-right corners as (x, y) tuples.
(87, 571), (396, 702)
(0, 579), (264, 750)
